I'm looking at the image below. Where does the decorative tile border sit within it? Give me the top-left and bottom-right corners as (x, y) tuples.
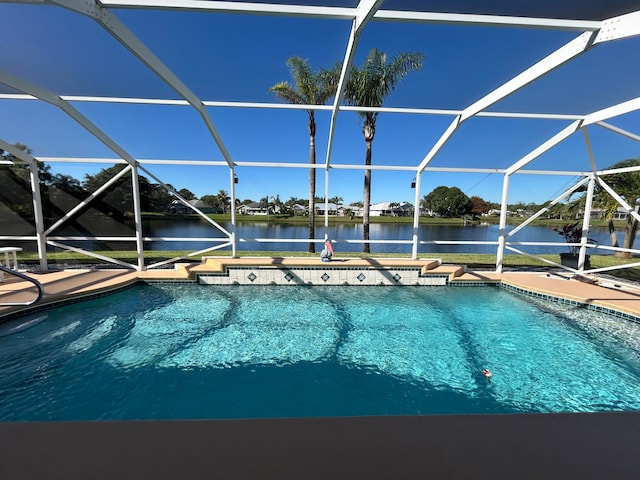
(197, 265), (449, 286)
(501, 282), (640, 324)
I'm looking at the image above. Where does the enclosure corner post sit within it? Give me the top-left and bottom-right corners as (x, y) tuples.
(495, 174), (510, 273)
(411, 172), (422, 260)
(131, 163), (145, 271)
(28, 158), (48, 273)
(230, 168), (238, 258)
(578, 175), (596, 271)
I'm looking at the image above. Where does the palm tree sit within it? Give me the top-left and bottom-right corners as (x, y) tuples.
(345, 48), (424, 253)
(594, 159), (640, 258)
(215, 189), (230, 213)
(270, 57), (340, 253)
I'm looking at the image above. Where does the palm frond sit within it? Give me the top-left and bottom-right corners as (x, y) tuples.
(269, 81), (306, 105)
(287, 56), (315, 100)
(344, 48), (423, 121)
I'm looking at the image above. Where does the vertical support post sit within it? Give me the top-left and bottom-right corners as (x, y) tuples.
(230, 168), (237, 258)
(495, 174), (511, 273)
(578, 175), (596, 272)
(27, 159), (48, 273)
(324, 166), (330, 238)
(130, 163), (145, 271)
(411, 172), (422, 260)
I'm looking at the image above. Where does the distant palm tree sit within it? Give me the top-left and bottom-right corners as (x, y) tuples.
(216, 189), (230, 213)
(345, 49), (423, 253)
(270, 57), (340, 253)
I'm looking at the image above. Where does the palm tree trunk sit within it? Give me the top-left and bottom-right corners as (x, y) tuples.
(609, 220), (619, 249)
(363, 138), (372, 253)
(617, 217), (638, 259)
(308, 114), (316, 254)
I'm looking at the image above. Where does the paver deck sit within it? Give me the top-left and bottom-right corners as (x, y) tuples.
(2, 257), (640, 318)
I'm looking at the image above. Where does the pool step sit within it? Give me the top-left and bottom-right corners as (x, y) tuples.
(146, 259), (495, 285)
(196, 257), (444, 275)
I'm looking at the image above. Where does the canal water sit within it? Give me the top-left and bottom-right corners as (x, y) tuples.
(2, 217), (615, 255)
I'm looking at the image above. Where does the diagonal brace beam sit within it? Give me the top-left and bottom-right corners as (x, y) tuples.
(48, 0), (235, 168)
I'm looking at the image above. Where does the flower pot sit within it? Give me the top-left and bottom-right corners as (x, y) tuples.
(559, 253), (590, 269)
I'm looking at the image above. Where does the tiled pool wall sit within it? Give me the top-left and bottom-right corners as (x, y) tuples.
(195, 265), (640, 323)
(197, 266), (451, 286)
(501, 282), (640, 324)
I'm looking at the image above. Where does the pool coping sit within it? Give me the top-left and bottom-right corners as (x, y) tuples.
(2, 257), (640, 322)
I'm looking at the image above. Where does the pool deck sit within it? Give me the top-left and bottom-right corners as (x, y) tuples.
(2, 256), (640, 318)
(1, 257), (640, 479)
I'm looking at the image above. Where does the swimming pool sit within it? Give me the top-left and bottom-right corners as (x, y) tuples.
(0, 284), (639, 421)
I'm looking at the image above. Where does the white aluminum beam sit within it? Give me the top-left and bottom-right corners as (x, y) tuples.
(101, 0), (355, 18)
(597, 121), (640, 142)
(324, 22), (358, 170)
(99, 1), (604, 31)
(48, 0), (235, 168)
(596, 177), (640, 224)
(0, 70), (233, 264)
(323, 0), (383, 169)
(594, 10), (640, 44)
(374, 10), (602, 31)
(577, 176), (596, 271)
(418, 30), (598, 173)
(506, 120), (583, 175)
(0, 139), (48, 271)
(417, 116), (460, 172)
(44, 165), (133, 235)
(0, 69), (142, 166)
(47, 240), (137, 269)
(506, 177), (590, 238)
(1, 93), (591, 120)
(583, 97), (640, 126)
(495, 174), (510, 273)
(598, 165), (640, 175)
(411, 172), (422, 259)
(461, 31), (597, 122)
(506, 97), (640, 175)
(355, 0), (384, 31)
(33, 156), (594, 176)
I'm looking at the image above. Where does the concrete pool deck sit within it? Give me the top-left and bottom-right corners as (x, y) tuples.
(1, 257), (640, 479)
(2, 256), (640, 319)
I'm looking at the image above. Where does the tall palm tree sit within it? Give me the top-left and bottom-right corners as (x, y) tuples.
(216, 189), (230, 213)
(345, 48), (423, 253)
(270, 57), (340, 253)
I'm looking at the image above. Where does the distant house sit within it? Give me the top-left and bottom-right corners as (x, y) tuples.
(345, 204), (363, 217)
(315, 203), (342, 216)
(576, 206), (637, 221)
(485, 209), (517, 217)
(345, 202), (412, 217)
(170, 199), (214, 214)
(614, 207), (631, 220)
(238, 202), (269, 215)
(291, 204), (308, 216)
(394, 202), (414, 216)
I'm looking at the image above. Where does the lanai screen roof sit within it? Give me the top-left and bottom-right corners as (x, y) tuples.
(1, 0), (639, 268)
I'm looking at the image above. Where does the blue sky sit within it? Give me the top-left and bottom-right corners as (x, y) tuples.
(1, 2), (639, 206)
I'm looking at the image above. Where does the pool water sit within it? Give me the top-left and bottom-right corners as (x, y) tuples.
(0, 284), (639, 421)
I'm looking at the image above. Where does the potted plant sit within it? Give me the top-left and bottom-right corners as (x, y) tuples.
(551, 222), (593, 269)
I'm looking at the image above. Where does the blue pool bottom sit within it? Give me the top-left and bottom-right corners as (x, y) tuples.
(0, 284), (638, 421)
